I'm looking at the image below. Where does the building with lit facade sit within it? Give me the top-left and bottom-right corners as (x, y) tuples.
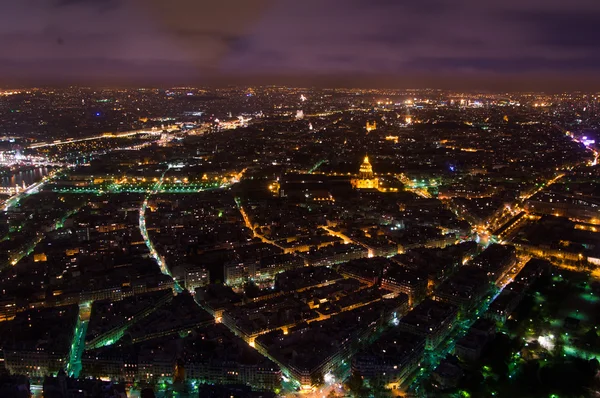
(184, 267), (210, 292)
(85, 291), (173, 350)
(351, 156), (379, 190)
(304, 243), (368, 267)
(0, 298), (16, 322)
(352, 331), (425, 391)
(525, 192), (600, 222)
(381, 268), (428, 307)
(3, 305), (79, 378)
(366, 121), (376, 132)
(397, 299), (458, 350)
(256, 299), (407, 388)
(433, 266), (491, 312)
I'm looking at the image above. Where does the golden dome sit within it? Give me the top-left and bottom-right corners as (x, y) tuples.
(359, 155), (373, 178)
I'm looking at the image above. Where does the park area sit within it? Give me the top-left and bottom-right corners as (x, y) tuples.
(444, 268), (600, 398)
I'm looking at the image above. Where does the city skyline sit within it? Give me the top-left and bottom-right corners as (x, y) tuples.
(0, 87), (599, 396)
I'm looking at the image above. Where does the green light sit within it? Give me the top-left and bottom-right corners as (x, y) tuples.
(568, 311), (588, 321)
(580, 292), (599, 303)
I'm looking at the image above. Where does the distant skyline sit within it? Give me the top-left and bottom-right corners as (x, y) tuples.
(2, 0), (600, 90)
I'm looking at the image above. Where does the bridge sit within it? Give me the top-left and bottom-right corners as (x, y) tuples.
(27, 128), (172, 149)
(0, 186), (21, 196)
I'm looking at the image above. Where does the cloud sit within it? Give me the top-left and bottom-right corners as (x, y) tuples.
(350, 0), (454, 15)
(0, 0), (599, 88)
(220, 0), (600, 79)
(0, 58), (199, 86)
(510, 10), (600, 50)
(54, 0), (120, 10)
(407, 55), (600, 73)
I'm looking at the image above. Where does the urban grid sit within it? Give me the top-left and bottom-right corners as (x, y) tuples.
(0, 87), (599, 398)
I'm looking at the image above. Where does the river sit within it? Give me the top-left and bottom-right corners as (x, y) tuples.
(0, 166), (53, 188)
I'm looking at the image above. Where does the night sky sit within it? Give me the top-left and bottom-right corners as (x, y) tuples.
(2, 0), (600, 90)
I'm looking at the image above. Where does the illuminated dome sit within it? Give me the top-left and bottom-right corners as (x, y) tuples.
(359, 156), (374, 178)
(352, 155), (378, 190)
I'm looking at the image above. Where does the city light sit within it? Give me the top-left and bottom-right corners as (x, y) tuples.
(1, 86), (599, 398)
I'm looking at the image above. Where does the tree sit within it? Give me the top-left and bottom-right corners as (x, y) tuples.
(311, 372), (324, 387)
(551, 334), (565, 359)
(243, 281), (260, 298)
(140, 388), (156, 398)
(345, 372), (363, 395)
(370, 376), (392, 398)
(582, 328), (600, 351)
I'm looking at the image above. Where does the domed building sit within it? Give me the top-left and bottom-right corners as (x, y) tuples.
(352, 155), (379, 189)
